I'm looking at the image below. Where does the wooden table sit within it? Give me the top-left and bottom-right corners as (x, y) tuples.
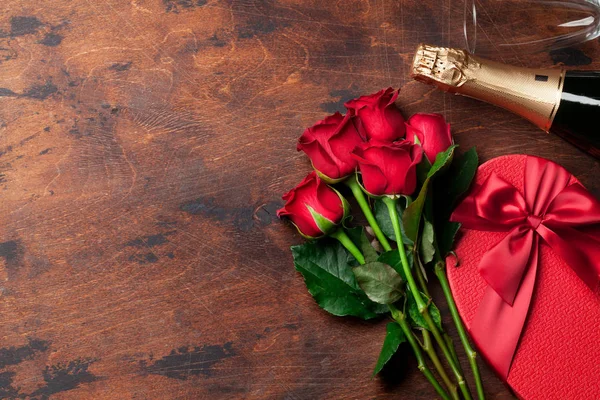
(0, 1), (598, 398)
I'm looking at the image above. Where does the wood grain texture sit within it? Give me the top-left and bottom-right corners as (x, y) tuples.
(0, 0), (597, 399)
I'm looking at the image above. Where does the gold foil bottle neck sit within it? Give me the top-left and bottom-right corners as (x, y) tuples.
(411, 43), (566, 132)
(411, 44), (480, 91)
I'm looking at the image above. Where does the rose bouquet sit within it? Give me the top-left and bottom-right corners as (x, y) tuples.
(278, 88), (483, 400)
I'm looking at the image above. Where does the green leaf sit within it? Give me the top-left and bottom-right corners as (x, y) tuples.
(406, 292), (425, 330)
(434, 147), (478, 257)
(429, 300), (443, 331)
(353, 262), (404, 305)
(428, 145), (458, 178)
(403, 145), (457, 243)
(345, 227), (379, 263)
(402, 190), (428, 245)
(377, 250), (415, 282)
(406, 291), (443, 332)
(445, 147), (479, 209)
(416, 153), (433, 187)
(373, 322), (406, 376)
(420, 219), (435, 264)
(438, 221), (461, 259)
(373, 199), (413, 246)
(292, 241), (388, 319)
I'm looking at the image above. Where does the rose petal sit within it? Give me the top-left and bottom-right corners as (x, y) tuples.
(345, 88), (405, 142)
(359, 163), (389, 196)
(278, 172), (344, 237)
(352, 140), (421, 196)
(297, 112), (364, 180)
(407, 113), (452, 163)
(316, 179), (344, 221)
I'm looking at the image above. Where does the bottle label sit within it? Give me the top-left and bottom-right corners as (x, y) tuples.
(412, 44), (566, 131)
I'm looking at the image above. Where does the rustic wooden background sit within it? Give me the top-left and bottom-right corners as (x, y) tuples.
(0, 0), (598, 399)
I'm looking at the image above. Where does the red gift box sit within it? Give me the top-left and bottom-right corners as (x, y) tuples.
(446, 155), (600, 399)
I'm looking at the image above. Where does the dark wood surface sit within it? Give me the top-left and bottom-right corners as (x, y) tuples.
(0, 1), (598, 399)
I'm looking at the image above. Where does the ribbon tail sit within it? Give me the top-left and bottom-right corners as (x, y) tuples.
(469, 237), (539, 379)
(478, 226), (534, 306)
(537, 224), (600, 290)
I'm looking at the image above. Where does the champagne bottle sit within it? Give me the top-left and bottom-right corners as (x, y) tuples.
(411, 44), (600, 159)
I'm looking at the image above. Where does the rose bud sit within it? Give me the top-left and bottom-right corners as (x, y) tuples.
(351, 140), (423, 197)
(405, 113), (453, 163)
(297, 112), (365, 183)
(277, 171), (349, 239)
(344, 87), (405, 142)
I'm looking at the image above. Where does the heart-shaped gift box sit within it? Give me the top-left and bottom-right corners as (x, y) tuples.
(446, 155), (600, 399)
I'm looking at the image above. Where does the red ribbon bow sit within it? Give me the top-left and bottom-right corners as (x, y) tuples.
(451, 156), (600, 379)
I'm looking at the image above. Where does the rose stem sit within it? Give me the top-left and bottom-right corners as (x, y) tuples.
(330, 228), (452, 399)
(383, 196), (473, 400)
(414, 256), (430, 297)
(329, 229), (365, 264)
(413, 259), (459, 399)
(344, 175), (392, 251)
(416, 261), (461, 369)
(435, 260), (485, 400)
(445, 331), (461, 374)
(422, 326), (459, 400)
(418, 196), (461, 370)
(389, 304), (452, 400)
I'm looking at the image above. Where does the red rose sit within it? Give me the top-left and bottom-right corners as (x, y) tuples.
(405, 113), (453, 163)
(297, 112), (365, 182)
(351, 140), (422, 196)
(277, 172), (348, 238)
(344, 87), (405, 142)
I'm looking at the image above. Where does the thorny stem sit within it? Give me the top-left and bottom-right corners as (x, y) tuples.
(414, 256), (431, 297)
(414, 244), (463, 391)
(413, 250), (458, 398)
(331, 225), (454, 400)
(383, 196), (473, 400)
(422, 329), (459, 400)
(389, 304), (451, 400)
(435, 261), (485, 400)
